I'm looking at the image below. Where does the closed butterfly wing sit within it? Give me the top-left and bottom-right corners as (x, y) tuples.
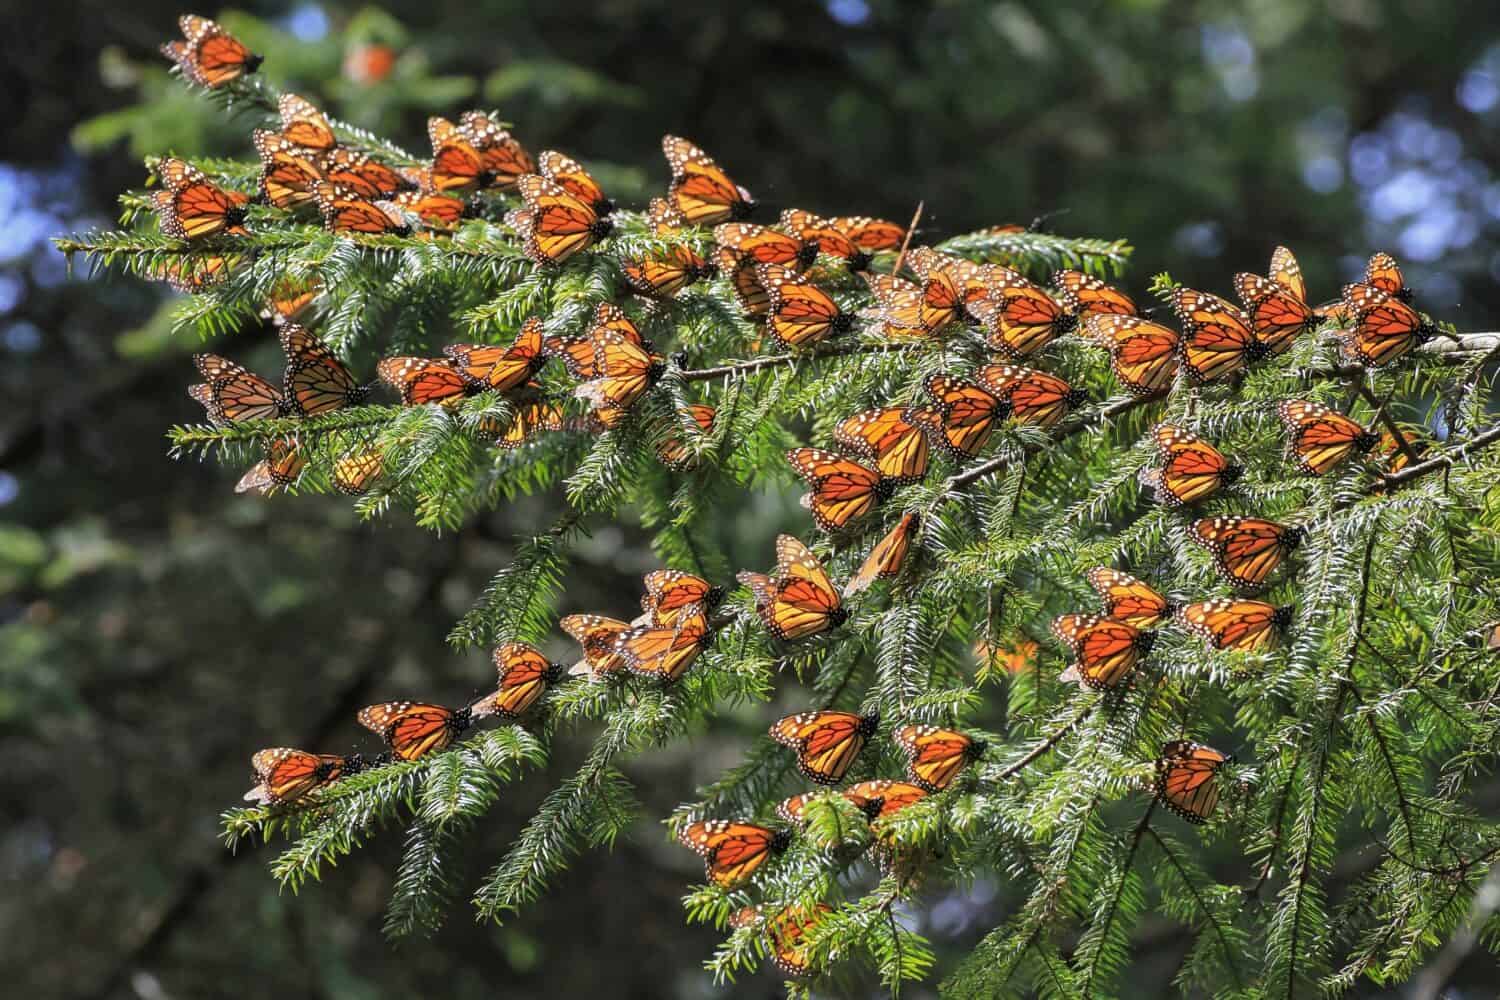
(843, 512), (921, 598)
(280, 324), (367, 416)
(716, 223), (815, 270)
(1234, 271), (1314, 356)
(154, 158), (249, 239)
(560, 614), (632, 677)
(843, 779), (928, 818)
(1155, 741), (1231, 823)
(356, 701), (474, 760)
(539, 149), (612, 216)
(166, 15), (261, 87)
(919, 375), (1004, 459)
(378, 356), (471, 406)
(759, 264), (854, 349)
(427, 116), (488, 193)
(1086, 567), (1175, 628)
(391, 190), (469, 230)
(458, 111), (536, 190)
(829, 215), (905, 252)
(332, 447), (383, 495)
(787, 447), (888, 532)
(1085, 315), (1179, 394)
(614, 608), (712, 683)
(254, 130), (323, 209)
(770, 710), (880, 785)
(1051, 613), (1153, 689)
(1189, 516), (1304, 588)
(834, 408), (929, 486)
(972, 286), (1075, 358)
(277, 93), (336, 151)
(194, 353), (284, 423)
(1053, 270), (1136, 317)
(737, 534), (845, 641)
(978, 364), (1085, 428)
(1277, 399), (1377, 475)
(663, 135), (755, 224)
(1365, 251), (1411, 301)
(895, 724), (985, 792)
(1339, 283), (1432, 367)
(317, 147), (407, 199)
(1143, 423), (1240, 506)
(679, 819), (788, 887)
(623, 244), (714, 299)
(444, 317), (546, 394)
(488, 642), (566, 718)
(1171, 287), (1257, 382)
(516, 173), (613, 265)
(641, 570), (725, 625)
(1177, 599), (1292, 652)
(313, 182), (410, 235)
(1269, 245), (1307, 302)
(493, 398), (565, 449)
(779, 208), (865, 269)
(245, 748), (352, 804)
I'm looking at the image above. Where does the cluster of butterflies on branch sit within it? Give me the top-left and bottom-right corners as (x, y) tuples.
(157, 14), (1457, 978)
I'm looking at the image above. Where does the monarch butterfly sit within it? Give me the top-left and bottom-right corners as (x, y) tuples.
(457, 111), (535, 191)
(843, 512), (921, 598)
(1338, 283), (1434, 367)
(332, 447), (383, 494)
(623, 245), (716, 300)
(895, 725), (986, 792)
(1372, 422), (1430, 473)
(253, 130), (323, 209)
(487, 642), (567, 718)
(1052, 270), (1137, 317)
(842, 779), (929, 818)
(276, 93), (337, 151)
(443, 318), (547, 395)
(770, 709), (880, 785)
(737, 534), (847, 640)
(977, 364), (1087, 428)
(1177, 599), (1293, 652)
(904, 247), (994, 305)
(1155, 740), (1232, 823)
(357, 700), (490, 760)
(243, 748), (361, 805)
(490, 397), (566, 449)
(543, 301), (653, 380)
(646, 196), (688, 233)
(969, 284), (1077, 358)
(1233, 245), (1317, 356)
(426, 116), (492, 193)
(279, 324), (369, 417)
(679, 819), (790, 887)
(1051, 613), (1154, 690)
(377, 356), (473, 407)
(835, 408), (930, 487)
(1364, 251), (1412, 302)
(264, 276), (321, 326)
(715, 247), (774, 317)
(716, 223), (817, 272)
(828, 215), (905, 252)
(779, 208), (869, 271)
(161, 14), (261, 88)
(313, 182), (411, 236)
(740, 903), (835, 978)
(1170, 287), (1260, 383)
(233, 437), (307, 496)
(514, 173), (614, 266)
(560, 614), (632, 678)
(391, 190), (470, 230)
(1277, 399), (1377, 476)
(662, 135), (755, 224)
(1189, 516), (1304, 588)
(1083, 314), (1180, 395)
(861, 269), (965, 338)
(316, 147), (408, 199)
(193, 353), (285, 423)
(612, 606), (713, 683)
(1140, 423), (1241, 506)
(914, 375), (1004, 459)
(776, 790), (882, 824)
(656, 403), (716, 470)
(787, 447), (893, 533)
(153, 158), (250, 240)
(538, 150), (613, 217)
(154, 253), (237, 294)
(759, 265), (856, 350)
(574, 312), (667, 427)
(640, 570), (726, 626)
(1086, 567), (1176, 629)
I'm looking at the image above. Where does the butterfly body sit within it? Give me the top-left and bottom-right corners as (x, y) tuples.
(356, 701), (481, 760)
(679, 819), (789, 887)
(1277, 399), (1377, 476)
(1086, 567), (1176, 628)
(245, 748), (361, 804)
(1051, 613), (1154, 689)
(895, 725), (985, 792)
(1142, 423), (1241, 506)
(770, 709), (880, 784)
(738, 535), (846, 640)
(1189, 516), (1304, 588)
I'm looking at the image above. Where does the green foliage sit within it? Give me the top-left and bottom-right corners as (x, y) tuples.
(68, 42), (1500, 997)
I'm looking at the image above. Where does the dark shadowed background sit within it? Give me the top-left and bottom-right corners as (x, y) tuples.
(4, 1), (1500, 996)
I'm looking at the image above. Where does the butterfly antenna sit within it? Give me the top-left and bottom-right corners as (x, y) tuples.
(891, 200), (924, 278)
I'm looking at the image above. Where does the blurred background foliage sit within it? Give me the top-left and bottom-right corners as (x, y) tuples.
(5, 1), (1500, 996)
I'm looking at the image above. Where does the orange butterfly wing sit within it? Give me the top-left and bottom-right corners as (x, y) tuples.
(894, 724), (982, 792)
(770, 710), (878, 785)
(1189, 516), (1302, 588)
(489, 642), (564, 718)
(1170, 287), (1256, 382)
(843, 512), (920, 598)
(1053, 270), (1136, 317)
(1051, 613), (1151, 689)
(1086, 567), (1174, 629)
(787, 447), (886, 532)
(1177, 599), (1291, 652)
(1234, 272), (1314, 356)
(377, 356), (471, 406)
(560, 614), (632, 677)
(1144, 423), (1238, 506)
(246, 748), (350, 804)
(759, 265), (853, 349)
(919, 375), (1003, 458)
(1277, 399), (1376, 475)
(834, 408), (929, 486)
(1155, 740), (1231, 823)
(663, 135), (755, 224)
(977, 364), (1082, 428)
(356, 702), (467, 760)
(280, 324), (367, 417)
(737, 534), (844, 640)
(444, 317), (546, 394)
(680, 820), (786, 887)
(1085, 315), (1179, 394)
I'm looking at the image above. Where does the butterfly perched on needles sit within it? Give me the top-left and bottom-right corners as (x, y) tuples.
(770, 709), (880, 785)
(426, 116), (495, 194)
(611, 604), (714, 683)
(829, 215), (905, 253)
(1086, 567), (1176, 629)
(455, 111), (535, 191)
(1084, 314), (1179, 395)
(279, 324), (370, 416)
(715, 222), (818, 272)
(842, 779), (929, 822)
(662, 135), (755, 224)
(152, 157), (249, 240)
(312, 182), (411, 236)
(1169, 286), (1262, 383)
(332, 447), (383, 495)
(1177, 599), (1292, 652)
(192, 353), (285, 424)
(787, 447), (894, 532)
(572, 303), (667, 427)
(1053, 270), (1137, 318)
(443, 317), (548, 395)
(485, 642), (567, 718)
(233, 437), (307, 496)
(732, 903), (834, 978)
(357, 699), (491, 760)
(538, 150), (613, 218)
(510, 173), (614, 266)
(913, 375), (1004, 459)
(1140, 423), (1241, 506)
(152, 253), (238, 294)
(977, 364), (1087, 428)
(253, 130), (324, 210)
(758, 265), (857, 350)
(316, 147), (408, 200)
(1189, 516), (1304, 588)
(1155, 740), (1232, 823)
(966, 272), (1078, 358)
(835, 408), (931, 486)
(738, 534), (847, 640)
(273, 93), (337, 152)
(1051, 613), (1154, 690)
(679, 819), (790, 887)
(1337, 282), (1435, 367)
(895, 725), (986, 792)
(1276, 399), (1377, 476)
(716, 247), (773, 317)
(485, 397), (566, 449)
(843, 512), (921, 598)
(161, 14), (261, 88)
(560, 614), (632, 678)
(639, 570), (726, 627)
(390, 190), (471, 231)
(1233, 245), (1318, 357)
(860, 268), (965, 339)
(623, 245), (717, 300)
(1372, 421), (1430, 473)
(779, 208), (870, 271)
(243, 748), (365, 805)
(377, 355), (473, 407)
(655, 403), (716, 470)
(777, 789), (882, 825)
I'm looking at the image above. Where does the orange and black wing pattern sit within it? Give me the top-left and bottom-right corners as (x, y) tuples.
(1155, 741), (1232, 823)
(458, 111), (536, 191)
(916, 375), (1004, 459)
(977, 364), (1085, 428)
(332, 448), (383, 495)
(1170, 287), (1257, 383)
(1141, 423), (1240, 506)
(575, 317), (666, 426)
(843, 513), (921, 598)
(317, 147), (407, 199)
(244, 748), (354, 805)
(162, 15), (261, 88)
(1053, 270), (1136, 317)
(737, 535), (846, 641)
(716, 223), (816, 270)
(1277, 399), (1377, 476)
(444, 317), (547, 394)
(1086, 567), (1175, 629)
(560, 614), (632, 678)
(843, 779), (928, 819)
(894, 724), (985, 792)
(253, 130), (323, 209)
(1177, 599), (1292, 652)
(1364, 251), (1411, 302)
(1233, 244), (1316, 356)
(834, 408), (930, 486)
(623, 245), (715, 300)
(514, 173), (613, 265)
(1338, 283), (1432, 367)
(488, 642), (565, 718)
(779, 208), (865, 268)
(276, 93), (336, 151)
(970, 283), (1075, 358)
(613, 607), (712, 683)
(153, 157), (249, 240)
(770, 709), (880, 785)
(193, 353), (284, 423)
(1189, 516), (1303, 588)
(280, 324), (368, 416)
(539, 149), (613, 217)
(378, 356), (472, 406)
(656, 403), (716, 470)
(861, 270), (964, 339)
(759, 265), (854, 349)
(641, 570), (725, 625)
(829, 215), (905, 252)
(787, 447), (889, 532)
(313, 182), (411, 235)
(679, 819), (788, 887)
(662, 135), (755, 224)
(1084, 315), (1179, 395)
(1051, 613), (1153, 690)
(356, 701), (473, 760)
